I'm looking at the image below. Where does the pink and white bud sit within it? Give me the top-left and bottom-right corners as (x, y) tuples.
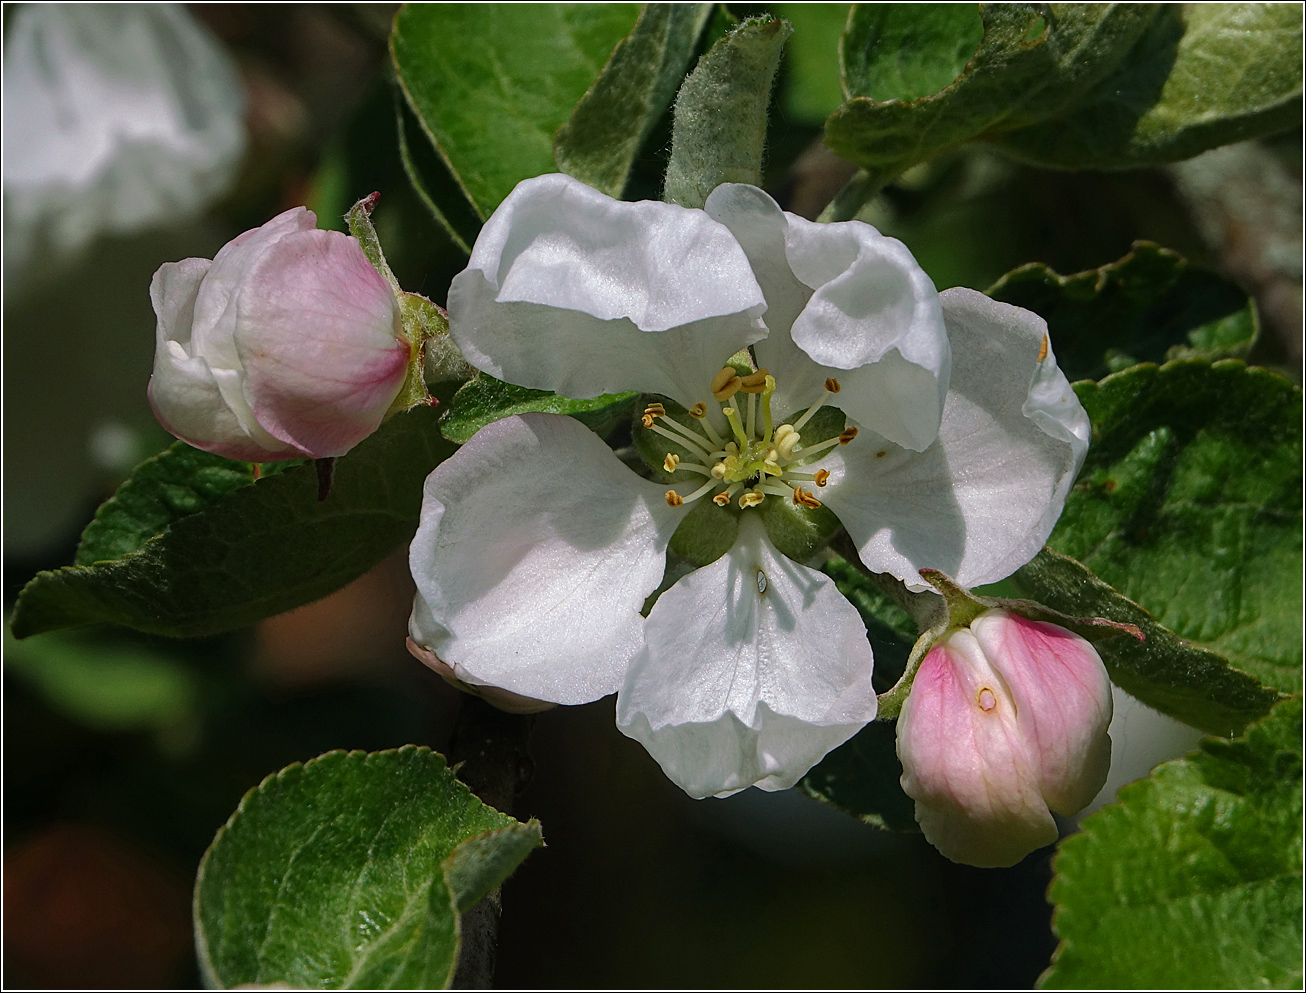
(897, 609), (1113, 868)
(148, 207), (410, 462)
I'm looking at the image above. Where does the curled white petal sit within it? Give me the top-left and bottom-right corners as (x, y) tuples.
(704, 183), (949, 451)
(821, 288), (1090, 589)
(448, 174), (767, 411)
(409, 412), (685, 705)
(617, 514), (877, 798)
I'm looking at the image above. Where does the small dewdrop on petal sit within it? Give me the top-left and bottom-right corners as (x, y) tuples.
(665, 489), (684, 508)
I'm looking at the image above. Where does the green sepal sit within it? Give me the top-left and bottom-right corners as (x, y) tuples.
(668, 499), (738, 568)
(442, 376), (639, 444)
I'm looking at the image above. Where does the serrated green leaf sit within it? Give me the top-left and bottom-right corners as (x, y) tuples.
(826, 4), (1156, 188)
(440, 376), (638, 444)
(1042, 698), (1303, 989)
(1014, 547), (1281, 737)
(1051, 361), (1302, 696)
(443, 823), (546, 915)
(11, 406), (454, 639)
(663, 15), (793, 208)
(800, 719), (918, 832)
(194, 746), (543, 990)
(391, 3), (641, 219)
(2, 622), (198, 734)
(987, 242), (1258, 382)
(554, 3), (714, 198)
(998, 4), (1304, 170)
(74, 444), (263, 566)
(773, 3), (850, 122)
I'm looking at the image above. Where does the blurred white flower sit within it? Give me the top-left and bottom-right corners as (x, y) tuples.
(3, 3), (247, 285)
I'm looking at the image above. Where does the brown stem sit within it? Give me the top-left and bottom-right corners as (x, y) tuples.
(446, 695), (537, 989)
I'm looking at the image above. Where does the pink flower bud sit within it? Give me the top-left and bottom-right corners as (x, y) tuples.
(897, 609), (1112, 867)
(148, 207), (410, 462)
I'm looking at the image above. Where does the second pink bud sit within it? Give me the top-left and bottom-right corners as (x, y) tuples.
(897, 609), (1113, 868)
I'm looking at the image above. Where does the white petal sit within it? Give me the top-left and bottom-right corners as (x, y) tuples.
(616, 513), (877, 798)
(821, 288), (1090, 589)
(147, 258), (294, 461)
(2, 4), (246, 280)
(447, 174), (766, 410)
(408, 412), (684, 705)
(703, 184), (949, 451)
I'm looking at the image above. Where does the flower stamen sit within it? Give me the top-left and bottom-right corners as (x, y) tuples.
(792, 487), (822, 509)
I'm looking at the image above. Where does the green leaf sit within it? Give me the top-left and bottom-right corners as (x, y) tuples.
(840, 2), (982, 104)
(1014, 547), (1281, 738)
(826, 4), (1157, 185)
(800, 719), (918, 832)
(194, 746), (543, 990)
(391, 3), (641, 219)
(3, 623), (198, 734)
(442, 823), (547, 914)
(394, 89), (480, 255)
(554, 3), (715, 198)
(998, 4), (1304, 170)
(773, 3), (850, 123)
(440, 376), (638, 444)
(662, 15), (793, 209)
(1051, 361), (1302, 696)
(1042, 698), (1303, 989)
(11, 406), (454, 639)
(74, 443), (264, 567)
(987, 242), (1259, 382)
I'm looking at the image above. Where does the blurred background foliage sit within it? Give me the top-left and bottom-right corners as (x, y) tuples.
(3, 3), (1299, 988)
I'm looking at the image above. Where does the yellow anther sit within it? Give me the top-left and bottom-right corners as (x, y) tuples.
(689, 402), (708, 418)
(774, 424), (795, 442)
(824, 377), (841, 394)
(710, 462), (727, 479)
(641, 413), (655, 428)
(723, 441), (738, 455)
(644, 402), (666, 417)
(762, 459), (783, 477)
(712, 492), (731, 506)
(839, 426), (858, 445)
(1038, 334), (1049, 363)
(663, 453), (680, 472)
(814, 469), (831, 487)
(738, 368), (770, 394)
(665, 490), (684, 508)
(711, 367), (741, 400)
(793, 487), (823, 509)
(738, 490), (765, 509)
(776, 432), (801, 460)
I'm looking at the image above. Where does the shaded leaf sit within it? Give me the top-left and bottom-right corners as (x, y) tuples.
(443, 823), (546, 914)
(826, 4), (1156, 183)
(1051, 361), (1302, 695)
(987, 241), (1258, 381)
(12, 406), (454, 639)
(800, 719), (918, 832)
(2, 623), (198, 734)
(194, 746), (542, 990)
(554, 3), (714, 198)
(391, 3), (641, 219)
(773, 3), (851, 122)
(663, 15), (793, 208)
(1000, 4), (1304, 169)
(1014, 547), (1281, 737)
(1042, 699), (1303, 989)
(440, 376), (638, 444)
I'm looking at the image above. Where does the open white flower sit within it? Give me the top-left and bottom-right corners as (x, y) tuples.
(408, 174), (1088, 798)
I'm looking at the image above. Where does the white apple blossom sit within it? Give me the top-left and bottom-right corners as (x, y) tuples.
(897, 609), (1114, 867)
(408, 174), (1089, 798)
(2, 3), (246, 285)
